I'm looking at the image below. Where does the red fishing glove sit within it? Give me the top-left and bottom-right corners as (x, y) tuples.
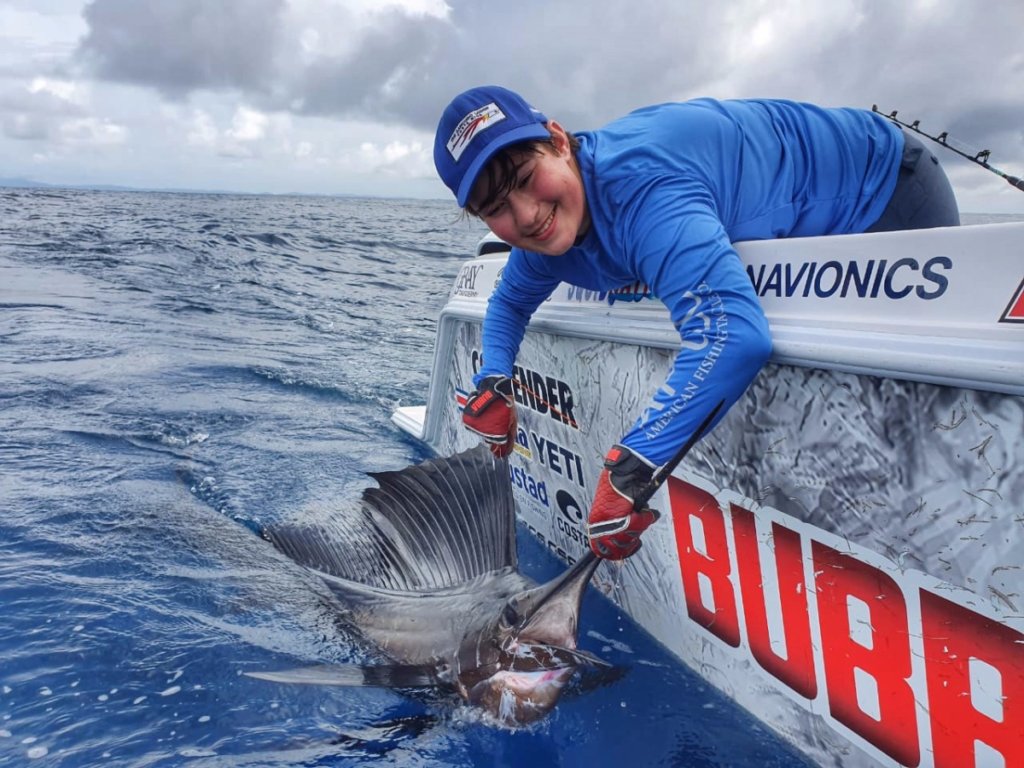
(587, 444), (660, 559)
(462, 375), (517, 458)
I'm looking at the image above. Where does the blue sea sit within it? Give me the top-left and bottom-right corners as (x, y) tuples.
(0, 187), (819, 767)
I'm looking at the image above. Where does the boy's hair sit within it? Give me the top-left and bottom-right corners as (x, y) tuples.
(467, 131), (581, 216)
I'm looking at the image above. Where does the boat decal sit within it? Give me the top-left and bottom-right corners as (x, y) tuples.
(999, 277), (1024, 323)
(451, 263), (486, 298)
(746, 256), (952, 300)
(666, 472), (1023, 768)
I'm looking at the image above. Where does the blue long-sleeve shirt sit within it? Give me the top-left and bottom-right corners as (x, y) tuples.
(475, 98), (903, 466)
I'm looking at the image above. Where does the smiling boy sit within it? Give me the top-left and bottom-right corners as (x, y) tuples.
(433, 85), (959, 561)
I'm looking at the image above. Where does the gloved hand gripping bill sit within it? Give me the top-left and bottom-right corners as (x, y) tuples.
(587, 444), (660, 560)
(462, 375), (517, 458)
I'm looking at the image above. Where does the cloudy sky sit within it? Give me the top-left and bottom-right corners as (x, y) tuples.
(2, 0), (1023, 212)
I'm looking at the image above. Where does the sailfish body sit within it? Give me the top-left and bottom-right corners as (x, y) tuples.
(249, 445), (602, 725)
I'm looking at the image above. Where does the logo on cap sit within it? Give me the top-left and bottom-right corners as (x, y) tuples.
(447, 103), (506, 162)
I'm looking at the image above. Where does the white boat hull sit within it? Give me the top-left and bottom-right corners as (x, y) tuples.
(394, 223), (1024, 767)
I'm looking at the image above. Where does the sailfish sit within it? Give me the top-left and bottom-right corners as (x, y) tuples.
(247, 445), (605, 725)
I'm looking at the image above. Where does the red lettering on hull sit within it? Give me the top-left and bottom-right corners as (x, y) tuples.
(732, 504), (816, 700)
(668, 478), (740, 647)
(813, 542), (920, 766)
(920, 590), (1024, 768)
(664, 475), (1023, 768)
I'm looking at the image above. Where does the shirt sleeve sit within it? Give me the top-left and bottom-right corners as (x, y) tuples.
(616, 176), (774, 466)
(474, 247), (562, 387)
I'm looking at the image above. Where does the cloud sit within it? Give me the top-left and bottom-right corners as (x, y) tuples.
(226, 106), (269, 143)
(286, 8), (454, 125)
(74, 0), (455, 125)
(179, 104), (291, 159)
(0, 77), (87, 141)
(67, 0), (750, 135)
(185, 108), (218, 149)
(0, 1), (86, 77)
(353, 138), (433, 177)
(4, 0), (1020, 205)
(58, 115), (127, 147)
(76, 0), (286, 97)
(3, 113), (48, 140)
(71, 0), (1024, 141)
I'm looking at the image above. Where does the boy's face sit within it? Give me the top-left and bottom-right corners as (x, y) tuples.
(469, 123), (589, 256)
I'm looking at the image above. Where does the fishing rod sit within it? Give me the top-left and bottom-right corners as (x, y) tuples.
(872, 105), (1024, 193)
(633, 398), (725, 509)
(575, 398), (726, 570)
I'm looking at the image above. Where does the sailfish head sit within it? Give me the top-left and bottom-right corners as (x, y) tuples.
(453, 552), (603, 725)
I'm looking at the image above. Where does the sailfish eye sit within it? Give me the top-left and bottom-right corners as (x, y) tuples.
(503, 602), (519, 626)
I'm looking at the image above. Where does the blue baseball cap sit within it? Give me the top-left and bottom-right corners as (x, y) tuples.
(433, 85), (550, 207)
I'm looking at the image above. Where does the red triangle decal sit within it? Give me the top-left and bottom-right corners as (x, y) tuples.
(1001, 278), (1024, 323)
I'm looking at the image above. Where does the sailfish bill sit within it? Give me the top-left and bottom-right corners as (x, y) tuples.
(246, 664), (440, 688)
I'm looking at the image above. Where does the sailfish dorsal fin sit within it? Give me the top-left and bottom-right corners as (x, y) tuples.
(264, 445), (517, 591)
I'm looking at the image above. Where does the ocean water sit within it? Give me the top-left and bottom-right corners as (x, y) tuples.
(0, 186), (823, 767)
